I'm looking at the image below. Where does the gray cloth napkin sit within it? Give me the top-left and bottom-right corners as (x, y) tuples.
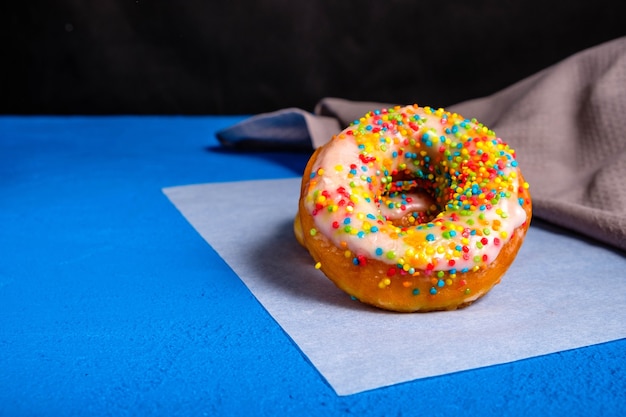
(217, 37), (626, 251)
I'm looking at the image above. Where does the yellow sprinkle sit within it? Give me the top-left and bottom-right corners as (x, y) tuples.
(315, 262), (322, 269)
(378, 278), (391, 289)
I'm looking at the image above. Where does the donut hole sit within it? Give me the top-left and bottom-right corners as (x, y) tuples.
(379, 172), (441, 227)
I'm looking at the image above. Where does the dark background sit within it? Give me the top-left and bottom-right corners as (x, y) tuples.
(4, 0), (625, 115)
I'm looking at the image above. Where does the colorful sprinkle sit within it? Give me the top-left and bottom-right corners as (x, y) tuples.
(304, 104), (529, 288)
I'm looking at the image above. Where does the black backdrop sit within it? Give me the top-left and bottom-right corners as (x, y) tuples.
(4, 0), (625, 115)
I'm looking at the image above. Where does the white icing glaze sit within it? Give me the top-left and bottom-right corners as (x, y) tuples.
(303, 105), (528, 272)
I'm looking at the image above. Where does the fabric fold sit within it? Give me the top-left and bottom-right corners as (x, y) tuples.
(217, 37), (626, 251)
(216, 107), (341, 150)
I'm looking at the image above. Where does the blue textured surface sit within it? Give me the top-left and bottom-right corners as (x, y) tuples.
(1, 116), (624, 416)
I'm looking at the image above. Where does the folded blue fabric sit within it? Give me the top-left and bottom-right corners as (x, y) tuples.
(216, 107), (342, 150)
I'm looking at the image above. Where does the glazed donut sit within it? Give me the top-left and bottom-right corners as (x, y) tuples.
(294, 104), (532, 312)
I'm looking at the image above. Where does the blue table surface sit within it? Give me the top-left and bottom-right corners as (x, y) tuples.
(1, 116), (624, 416)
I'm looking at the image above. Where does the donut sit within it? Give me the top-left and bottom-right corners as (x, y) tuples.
(294, 104), (532, 312)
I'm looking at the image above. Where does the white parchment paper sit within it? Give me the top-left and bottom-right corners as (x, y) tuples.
(163, 178), (626, 396)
